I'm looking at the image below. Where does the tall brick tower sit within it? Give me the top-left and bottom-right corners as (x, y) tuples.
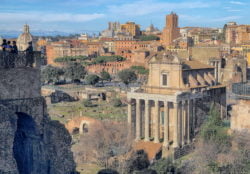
(162, 12), (180, 47)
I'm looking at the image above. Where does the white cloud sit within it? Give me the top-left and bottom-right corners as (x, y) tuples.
(211, 16), (242, 22)
(0, 12), (105, 23)
(229, 1), (245, 5)
(108, 0), (214, 16)
(227, 9), (242, 12)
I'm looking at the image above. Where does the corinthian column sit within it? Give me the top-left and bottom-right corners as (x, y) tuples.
(154, 100), (159, 143)
(136, 99), (141, 141)
(163, 101), (169, 147)
(144, 100), (150, 141)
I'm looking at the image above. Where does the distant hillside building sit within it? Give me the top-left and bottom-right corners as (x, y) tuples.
(101, 22), (121, 38)
(17, 24), (34, 51)
(46, 40), (88, 65)
(121, 22), (141, 37)
(162, 12), (180, 47)
(226, 22), (250, 45)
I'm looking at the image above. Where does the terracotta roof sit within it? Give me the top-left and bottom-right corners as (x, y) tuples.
(182, 60), (214, 70)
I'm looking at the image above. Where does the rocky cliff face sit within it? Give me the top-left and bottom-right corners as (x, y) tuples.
(0, 67), (77, 174)
(0, 98), (77, 174)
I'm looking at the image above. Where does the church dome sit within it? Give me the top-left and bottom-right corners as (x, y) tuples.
(17, 24), (33, 51)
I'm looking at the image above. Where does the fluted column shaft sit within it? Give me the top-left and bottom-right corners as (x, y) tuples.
(163, 101), (169, 147)
(154, 100), (159, 143)
(144, 100), (150, 141)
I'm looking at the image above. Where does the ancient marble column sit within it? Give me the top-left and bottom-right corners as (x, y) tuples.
(187, 100), (191, 144)
(173, 102), (179, 148)
(136, 99), (141, 141)
(127, 98), (132, 125)
(182, 101), (186, 146)
(154, 100), (159, 143)
(163, 101), (169, 147)
(192, 99), (196, 135)
(144, 100), (150, 141)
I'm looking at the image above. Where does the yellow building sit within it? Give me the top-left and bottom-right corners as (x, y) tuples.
(121, 22), (141, 37)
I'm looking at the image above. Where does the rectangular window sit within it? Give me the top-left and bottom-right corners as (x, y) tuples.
(162, 74), (167, 86)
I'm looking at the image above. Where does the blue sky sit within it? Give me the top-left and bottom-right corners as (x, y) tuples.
(0, 0), (249, 34)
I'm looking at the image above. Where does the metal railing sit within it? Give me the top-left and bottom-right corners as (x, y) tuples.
(0, 51), (41, 69)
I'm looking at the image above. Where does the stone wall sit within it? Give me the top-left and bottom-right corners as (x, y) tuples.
(0, 68), (41, 100)
(231, 99), (250, 131)
(0, 67), (77, 174)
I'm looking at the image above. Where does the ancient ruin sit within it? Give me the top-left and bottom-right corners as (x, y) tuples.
(127, 52), (227, 158)
(0, 51), (77, 174)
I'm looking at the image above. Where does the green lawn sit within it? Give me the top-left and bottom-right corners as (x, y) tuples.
(47, 100), (127, 124)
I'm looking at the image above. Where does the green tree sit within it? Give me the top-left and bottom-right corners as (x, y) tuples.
(139, 35), (160, 41)
(130, 66), (149, 75)
(200, 105), (230, 145)
(100, 71), (112, 82)
(64, 62), (86, 83)
(41, 65), (64, 84)
(85, 74), (100, 86)
(118, 69), (137, 86)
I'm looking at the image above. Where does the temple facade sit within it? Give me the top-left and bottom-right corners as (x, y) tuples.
(127, 52), (226, 156)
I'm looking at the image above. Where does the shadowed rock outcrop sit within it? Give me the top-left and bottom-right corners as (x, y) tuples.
(0, 52), (77, 174)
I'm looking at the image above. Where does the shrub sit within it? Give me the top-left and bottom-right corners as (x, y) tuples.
(118, 69), (137, 86)
(149, 158), (179, 174)
(100, 71), (112, 81)
(112, 98), (122, 107)
(126, 150), (150, 173)
(82, 99), (94, 107)
(85, 74), (100, 86)
(130, 66), (149, 75)
(200, 105), (230, 145)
